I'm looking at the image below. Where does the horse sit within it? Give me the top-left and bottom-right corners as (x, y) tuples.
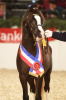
(16, 6), (52, 100)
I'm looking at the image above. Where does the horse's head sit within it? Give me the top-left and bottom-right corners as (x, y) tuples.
(22, 6), (45, 42)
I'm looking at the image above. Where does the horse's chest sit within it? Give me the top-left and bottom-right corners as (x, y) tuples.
(19, 43), (44, 77)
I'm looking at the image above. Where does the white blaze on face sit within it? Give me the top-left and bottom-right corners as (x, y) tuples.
(34, 15), (44, 38)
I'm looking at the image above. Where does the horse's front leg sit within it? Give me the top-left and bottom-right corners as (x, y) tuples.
(28, 77), (35, 100)
(19, 74), (29, 100)
(44, 68), (51, 100)
(35, 77), (43, 100)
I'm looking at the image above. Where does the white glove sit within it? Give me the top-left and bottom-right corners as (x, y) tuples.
(45, 30), (53, 37)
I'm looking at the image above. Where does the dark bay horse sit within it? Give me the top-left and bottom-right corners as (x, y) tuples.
(16, 6), (52, 100)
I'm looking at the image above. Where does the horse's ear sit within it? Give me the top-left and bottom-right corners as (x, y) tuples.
(37, 6), (42, 10)
(29, 6), (34, 12)
(36, 3), (42, 10)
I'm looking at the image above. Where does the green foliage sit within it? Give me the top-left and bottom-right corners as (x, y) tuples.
(44, 18), (66, 31)
(0, 16), (22, 28)
(0, 16), (66, 31)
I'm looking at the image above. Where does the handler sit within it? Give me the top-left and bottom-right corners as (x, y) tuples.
(45, 30), (66, 41)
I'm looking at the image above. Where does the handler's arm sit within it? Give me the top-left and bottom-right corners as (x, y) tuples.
(52, 32), (66, 41)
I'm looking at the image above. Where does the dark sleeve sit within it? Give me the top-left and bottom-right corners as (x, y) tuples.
(52, 32), (66, 41)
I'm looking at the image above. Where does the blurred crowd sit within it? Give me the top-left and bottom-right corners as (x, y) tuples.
(37, 0), (66, 19)
(0, 0), (66, 19)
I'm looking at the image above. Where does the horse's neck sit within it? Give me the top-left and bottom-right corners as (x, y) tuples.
(22, 34), (37, 57)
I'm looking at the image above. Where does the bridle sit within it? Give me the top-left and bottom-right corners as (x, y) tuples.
(23, 7), (48, 51)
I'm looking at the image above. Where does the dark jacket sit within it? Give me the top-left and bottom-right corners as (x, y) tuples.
(52, 32), (66, 41)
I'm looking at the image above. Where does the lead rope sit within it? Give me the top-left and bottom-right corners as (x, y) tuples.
(42, 33), (49, 68)
(47, 38), (48, 52)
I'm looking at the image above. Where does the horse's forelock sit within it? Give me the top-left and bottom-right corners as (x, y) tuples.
(23, 7), (45, 23)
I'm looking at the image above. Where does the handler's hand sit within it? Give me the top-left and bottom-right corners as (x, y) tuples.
(45, 30), (53, 37)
